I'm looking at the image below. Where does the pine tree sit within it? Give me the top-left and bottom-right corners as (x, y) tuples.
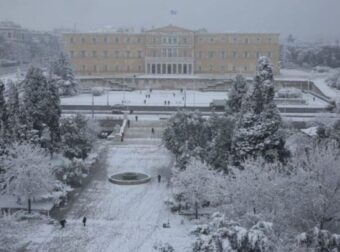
(61, 114), (93, 160)
(51, 53), (78, 96)
(45, 80), (61, 154)
(0, 80), (8, 155)
(232, 57), (284, 163)
(22, 67), (49, 137)
(6, 80), (20, 141)
(228, 74), (248, 114)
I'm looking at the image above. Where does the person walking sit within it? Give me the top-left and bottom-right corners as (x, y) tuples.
(151, 128), (155, 134)
(127, 120), (130, 128)
(82, 217), (87, 227)
(157, 174), (161, 183)
(135, 115), (138, 121)
(60, 219), (66, 228)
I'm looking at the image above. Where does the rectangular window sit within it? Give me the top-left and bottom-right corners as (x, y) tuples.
(81, 50), (86, 57)
(162, 64), (166, 74)
(104, 65), (108, 72)
(137, 37), (141, 43)
(244, 51), (249, 58)
(138, 51), (142, 58)
(82, 65), (86, 71)
(221, 51), (226, 59)
(167, 64), (172, 74)
(168, 48), (172, 57)
(92, 37), (96, 44)
(157, 64), (161, 74)
(126, 37), (130, 43)
(70, 37), (74, 43)
(163, 37), (167, 44)
(183, 38), (187, 44)
(173, 64), (176, 74)
(233, 51), (237, 59)
(183, 64), (187, 74)
(178, 64), (182, 74)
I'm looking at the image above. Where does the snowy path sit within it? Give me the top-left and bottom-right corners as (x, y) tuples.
(25, 121), (193, 252)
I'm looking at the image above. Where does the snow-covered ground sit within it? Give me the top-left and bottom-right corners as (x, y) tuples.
(61, 90), (227, 107)
(0, 120), (193, 252)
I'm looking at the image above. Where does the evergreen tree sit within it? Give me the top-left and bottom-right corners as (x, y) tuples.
(205, 114), (234, 172)
(51, 53), (78, 96)
(6, 80), (20, 141)
(22, 67), (49, 137)
(45, 80), (61, 154)
(0, 80), (8, 155)
(232, 57), (285, 163)
(228, 74), (248, 114)
(60, 114), (93, 160)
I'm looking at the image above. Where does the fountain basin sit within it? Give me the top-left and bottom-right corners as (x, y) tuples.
(108, 172), (151, 185)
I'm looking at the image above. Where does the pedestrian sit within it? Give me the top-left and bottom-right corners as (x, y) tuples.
(168, 100), (170, 105)
(151, 128), (155, 134)
(135, 115), (138, 121)
(82, 216), (87, 227)
(144, 99), (146, 104)
(60, 219), (66, 228)
(158, 174), (161, 183)
(127, 120), (130, 128)
(121, 135), (124, 142)
(164, 100), (166, 105)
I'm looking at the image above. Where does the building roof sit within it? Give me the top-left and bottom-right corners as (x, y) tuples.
(145, 25), (193, 33)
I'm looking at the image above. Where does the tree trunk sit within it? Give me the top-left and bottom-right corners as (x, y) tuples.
(28, 198), (31, 214)
(195, 202), (198, 219)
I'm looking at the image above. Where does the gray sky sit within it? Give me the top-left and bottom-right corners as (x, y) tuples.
(0, 0), (339, 42)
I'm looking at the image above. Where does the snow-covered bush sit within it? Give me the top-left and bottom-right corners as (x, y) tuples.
(92, 87), (104, 96)
(296, 227), (340, 251)
(228, 74), (248, 113)
(55, 78), (79, 96)
(326, 69), (340, 90)
(54, 158), (86, 186)
(153, 241), (175, 252)
(192, 212), (276, 252)
(276, 87), (302, 98)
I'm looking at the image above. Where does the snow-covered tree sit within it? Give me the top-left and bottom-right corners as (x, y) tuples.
(44, 80), (61, 154)
(6, 80), (20, 141)
(51, 53), (78, 96)
(22, 67), (49, 136)
(231, 57), (286, 164)
(228, 74), (248, 114)
(1, 143), (56, 213)
(171, 159), (226, 218)
(60, 114), (93, 160)
(163, 111), (210, 168)
(205, 113), (234, 172)
(0, 80), (9, 155)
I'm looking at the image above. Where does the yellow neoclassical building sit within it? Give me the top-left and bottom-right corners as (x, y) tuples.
(63, 25), (280, 76)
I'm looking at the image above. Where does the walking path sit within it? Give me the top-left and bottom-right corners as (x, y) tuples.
(22, 120), (192, 252)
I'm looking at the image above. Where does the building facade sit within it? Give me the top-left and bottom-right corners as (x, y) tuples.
(63, 25), (280, 76)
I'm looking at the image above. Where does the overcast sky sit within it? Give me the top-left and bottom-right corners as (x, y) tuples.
(0, 0), (339, 42)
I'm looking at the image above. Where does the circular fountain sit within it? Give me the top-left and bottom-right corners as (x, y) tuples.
(108, 172), (151, 185)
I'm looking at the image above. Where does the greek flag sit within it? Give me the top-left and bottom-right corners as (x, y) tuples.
(170, 10), (177, 15)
